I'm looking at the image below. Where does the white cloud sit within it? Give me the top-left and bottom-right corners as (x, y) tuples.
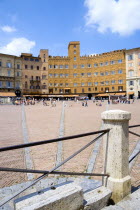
(1, 25), (17, 33)
(0, 38), (36, 56)
(84, 0), (140, 36)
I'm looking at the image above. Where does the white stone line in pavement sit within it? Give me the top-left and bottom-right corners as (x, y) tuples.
(129, 139), (140, 170)
(22, 104), (34, 181)
(55, 101), (65, 168)
(87, 102), (109, 174)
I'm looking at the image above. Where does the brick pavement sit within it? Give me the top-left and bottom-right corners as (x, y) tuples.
(0, 100), (139, 188)
(0, 105), (26, 188)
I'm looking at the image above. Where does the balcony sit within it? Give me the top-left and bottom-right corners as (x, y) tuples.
(0, 76), (14, 80)
(30, 79), (41, 84)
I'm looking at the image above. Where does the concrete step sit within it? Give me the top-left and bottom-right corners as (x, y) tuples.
(103, 188), (140, 210)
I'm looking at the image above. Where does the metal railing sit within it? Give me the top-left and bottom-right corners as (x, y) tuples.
(0, 124), (139, 207)
(129, 124), (140, 163)
(0, 128), (110, 207)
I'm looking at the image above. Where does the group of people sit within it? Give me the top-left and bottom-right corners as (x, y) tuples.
(82, 101), (88, 107)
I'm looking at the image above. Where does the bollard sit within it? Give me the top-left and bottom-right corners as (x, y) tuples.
(101, 110), (131, 203)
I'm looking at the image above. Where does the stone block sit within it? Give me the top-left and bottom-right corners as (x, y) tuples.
(15, 183), (84, 210)
(84, 186), (112, 210)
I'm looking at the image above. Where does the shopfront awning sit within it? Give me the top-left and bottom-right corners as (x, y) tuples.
(63, 95), (79, 97)
(96, 93), (109, 97)
(0, 92), (15, 97)
(128, 92), (134, 95)
(111, 93), (126, 96)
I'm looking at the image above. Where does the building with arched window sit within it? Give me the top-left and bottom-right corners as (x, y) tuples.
(126, 48), (140, 99)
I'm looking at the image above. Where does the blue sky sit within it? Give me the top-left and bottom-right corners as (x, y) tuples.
(0, 0), (140, 56)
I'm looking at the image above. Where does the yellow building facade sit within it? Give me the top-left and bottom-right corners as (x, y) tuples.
(0, 53), (22, 96)
(48, 41), (126, 98)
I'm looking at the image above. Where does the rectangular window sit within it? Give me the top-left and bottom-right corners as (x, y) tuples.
(0, 61), (2, 66)
(118, 86), (123, 91)
(74, 45), (76, 48)
(54, 83), (58, 87)
(111, 71), (115, 75)
(128, 63), (133, 67)
(105, 62), (108, 66)
(100, 72), (104, 76)
(60, 83), (63, 87)
(54, 74), (58, 78)
(60, 65), (63, 69)
(49, 74), (53, 77)
(105, 87), (109, 92)
(105, 81), (109, 85)
(118, 80), (123, 84)
(7, 70), (11, 76)
(42, 75), (46, 79)
(74, 89), (77, 93)
(25, 75), (28, 78)
(81, 64), (84, 68)
(43, 67), (46, 70)
(73, 65), (77, 69)
(118, 69), (123, 74)
(24, 58), (28, 61)
(100, 63), (103, 66)
(30, 58), (34, 61)
(6, 81), (13, 88)
(37, 66), (39, 70)
(129, 70), (134, 77)
(54, 65), (58, 69)
(81, 73), (85, 77)
(65, 65), (69, 69)
(94, 82), (98, 85)
(74, 83), (77, 87)
(6, 62), (12, 68)
(74, 73), (77, 77)
(128, 54), (133, 60)
(94, 63), (98, 67)
(17, 71), (20, 77)
(31, 65), (33, 70)
(94, 72), (98, 76)
(110, 60), (115, 65)
(60, 73), (63, 78)
(0, 81), (2, 87)
(111, 80), (115, 84)
(17, 64), (20, 69)
(16, 82), (20, 88)
(65, 83), (69, 87)
(25, 65), (28, 69)
(35, 59), (39, 62)
(88, 88), (91, 91)
(105, 72), (109, 75)
(87, 64), (91, 68)
(74, 57), (76, 61)
(49, 65), (52, 69)
(88, 82), (92, 86)
(87, 72), (91, 77)
(129, 80), (134, 86)
(82, 88), (84, 93)
(118, 59), (122, 63)
(65, 74), (69, 78)
(74, 51), (76, 54)
(81, 82), (85, 86)
(101, 81), (104, 85)
(49, 83), (53, 86)
(112, 86), (114, 90)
